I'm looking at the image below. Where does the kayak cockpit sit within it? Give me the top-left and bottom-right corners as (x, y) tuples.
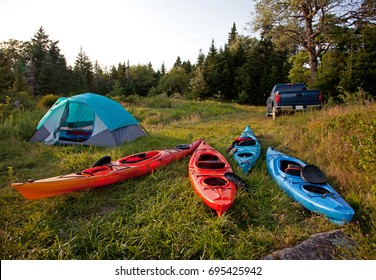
(237, 138), (256, 146)
(237, 152), (253, 158)
(118, 151), (160, 164)
(203, 177), (227, 186)
(280, 160), (303, 176)
(196, 154), (226, 169)
(302, 185), (332, 197)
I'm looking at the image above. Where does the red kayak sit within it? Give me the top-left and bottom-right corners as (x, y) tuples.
(12, 139), (203, 200)
(188, 141), (237, 216)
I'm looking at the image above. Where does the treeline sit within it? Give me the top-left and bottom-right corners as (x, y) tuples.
(0, 25), (288, 105)
(0, 1), (375, 107)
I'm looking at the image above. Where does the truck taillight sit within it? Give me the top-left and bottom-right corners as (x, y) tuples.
(318, 91), (323, 103)
(276, 92), (281, 103)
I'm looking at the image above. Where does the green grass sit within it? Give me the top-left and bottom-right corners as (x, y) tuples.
(0, 99), (375, 259)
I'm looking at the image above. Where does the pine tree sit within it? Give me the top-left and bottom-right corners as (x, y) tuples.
(160, 62), (166, 76)
(93, 61), (111, 94)
(173, 56), (182, 68)
(129, 64), (156, 96)
(37, 41), (70, 94)
(27, 26), (51, 94)
(217, 46), (235, 100)
(73, 47), (93, 92)
(0, 50), (13, 97)
(0, 40), (29, 93)
(203, 40), (220, 98)
(196, 49), (205, 68)
(228, 23), (238, 46)
(182, 60), (193, 75)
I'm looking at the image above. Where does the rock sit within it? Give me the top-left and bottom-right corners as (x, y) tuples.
(13, 100), (20, 109)
(262, 230), (356, 260)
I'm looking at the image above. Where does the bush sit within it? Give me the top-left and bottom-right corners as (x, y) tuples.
(113, 94), (143, 106)
(143, 94), (171, 108)
(0, 109), (44, 141)
(38, 94), (60, 108)
(12, 91), (36, 110)
(338, 87), (374, 105)
(0, 96), (13, 119)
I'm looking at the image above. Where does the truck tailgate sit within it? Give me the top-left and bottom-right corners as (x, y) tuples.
(279, 90), (320, 106)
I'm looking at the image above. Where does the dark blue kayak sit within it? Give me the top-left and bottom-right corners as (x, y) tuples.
(266, 147), (354, 225)
(229, 126), (261, 174)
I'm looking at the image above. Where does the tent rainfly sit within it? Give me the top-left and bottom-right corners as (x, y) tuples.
(30, 93), (147, 147)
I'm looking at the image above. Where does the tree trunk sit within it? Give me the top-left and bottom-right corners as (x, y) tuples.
(302, 3), (318, 84)
(308, 48), (318, 84)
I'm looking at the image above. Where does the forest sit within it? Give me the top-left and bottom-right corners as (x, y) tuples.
(0, 0), (375, 109)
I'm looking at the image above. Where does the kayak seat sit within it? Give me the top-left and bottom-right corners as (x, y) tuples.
(119, 151), (158, 164)
(197, 160), (226, 169)
(284, 163), (302, 176)
(91, 155), (111, 167)
(80, 165), (110, 175)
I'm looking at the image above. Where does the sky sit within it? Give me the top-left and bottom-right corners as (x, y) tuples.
(0, 0), (255, 70)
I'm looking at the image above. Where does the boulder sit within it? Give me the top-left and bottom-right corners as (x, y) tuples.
(263, 230), (356, 260)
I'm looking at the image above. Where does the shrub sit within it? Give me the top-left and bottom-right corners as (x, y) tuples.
(143, 94), (171, 108)
(338, 87), (374, 105)
(38, 94), (60, 108)
(12, 91), (36, 110)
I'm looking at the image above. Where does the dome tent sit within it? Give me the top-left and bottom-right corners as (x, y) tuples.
(30, 93), (147, 147)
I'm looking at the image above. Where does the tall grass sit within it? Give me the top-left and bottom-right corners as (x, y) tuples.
(0, 99), (375, 259)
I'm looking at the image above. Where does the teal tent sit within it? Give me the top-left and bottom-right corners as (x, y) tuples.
(30, 93), (147, 147)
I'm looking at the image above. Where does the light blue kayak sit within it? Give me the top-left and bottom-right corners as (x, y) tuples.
(266, 147), (354, 225)
(229, 126), (261, 174)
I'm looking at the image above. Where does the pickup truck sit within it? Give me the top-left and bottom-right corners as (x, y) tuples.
(266, 83), (323, 119)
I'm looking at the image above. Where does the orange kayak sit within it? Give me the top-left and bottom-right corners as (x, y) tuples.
(188, 141), (237, 216)
(12, 139), (203, 200)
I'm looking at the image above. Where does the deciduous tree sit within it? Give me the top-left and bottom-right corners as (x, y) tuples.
(251, 0), (363, 83)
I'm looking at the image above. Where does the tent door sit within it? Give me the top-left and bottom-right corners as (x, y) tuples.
(58, 102), (95, 142)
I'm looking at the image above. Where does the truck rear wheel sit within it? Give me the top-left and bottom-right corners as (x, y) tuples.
(266, 107), (271, 117)
(272, 106), (280, 120)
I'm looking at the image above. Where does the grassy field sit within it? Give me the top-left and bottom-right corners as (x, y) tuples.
(0, 98), (375, 259)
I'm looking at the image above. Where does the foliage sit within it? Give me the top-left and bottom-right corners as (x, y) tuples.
(251, 0), (364, 83)
(0, 96), (13, 119)
(339, 25), (376, 96)
(288, 51), (310, 85)
(313, 51), (345, 101)
(129, 65), (157, 96)
(338, 87), (374, 105)
(158, 67), (190, 96)
(108, 80), (124, 97)
(37, 93), (60, 108)
(0, 50), (13, 95)
(73, 47), (94, 92)
(0, 91), (36, 119)
(0, 109), (44, 141)
(189, 66), (207, 100)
